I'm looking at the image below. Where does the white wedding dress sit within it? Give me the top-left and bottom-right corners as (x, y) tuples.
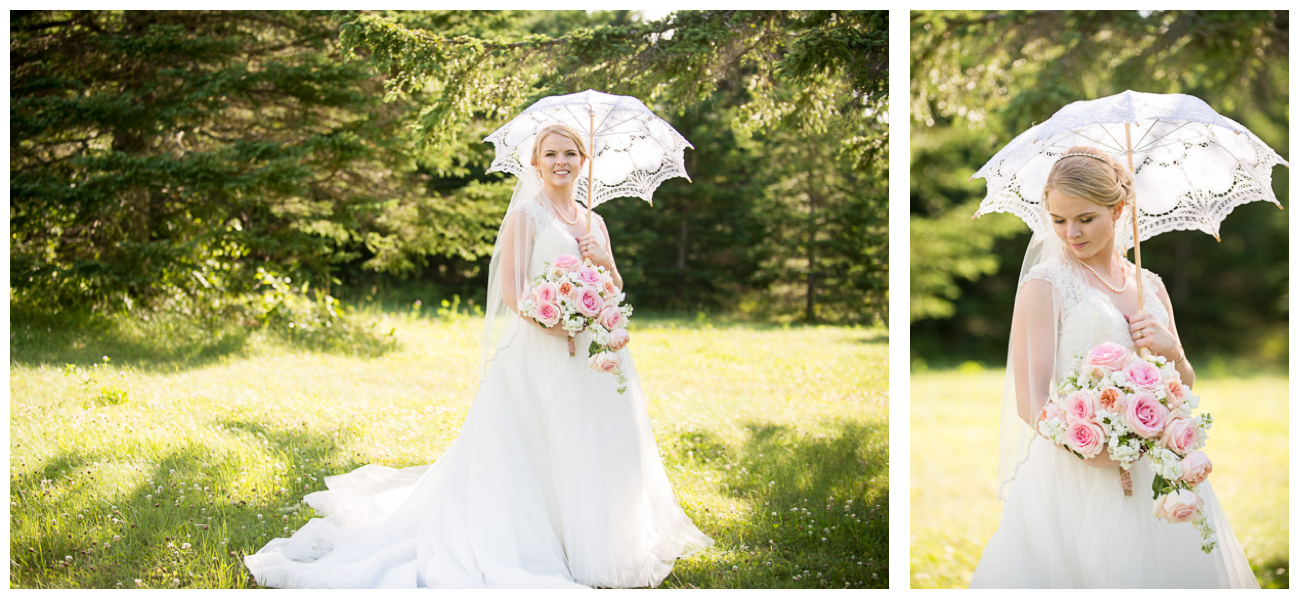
(970, 258), (1259, 588)
(244, 199), (712, 588)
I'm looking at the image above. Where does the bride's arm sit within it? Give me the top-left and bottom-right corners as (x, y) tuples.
(1155, 281), (1195, 388)
(1011, 279), (1056, 425)
(499, 212), (567, 337)
(1016, 278), (1120, 468)
(579, 217), (623, 289)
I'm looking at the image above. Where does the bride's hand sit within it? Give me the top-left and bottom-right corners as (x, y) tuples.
(577, 234), (613, 271)
(530, 317), (571, 337)
(1126, 311), (1176, 357)
(1079, 452), (1120, 469)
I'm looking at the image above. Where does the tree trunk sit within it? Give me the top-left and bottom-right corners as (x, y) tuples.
(677, 218), (688, 270)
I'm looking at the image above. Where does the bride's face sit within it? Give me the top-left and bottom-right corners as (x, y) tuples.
(1047, 191), (1124, 261)
(533, 134), (585, 189)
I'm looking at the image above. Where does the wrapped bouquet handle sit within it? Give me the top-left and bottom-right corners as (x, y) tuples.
(568, 337), (576, 357)
(1120, 467), (1133, 496)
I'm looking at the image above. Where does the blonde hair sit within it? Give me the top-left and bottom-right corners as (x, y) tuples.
(530, 124), (589, 166)
(1043, 145), (1135, 210)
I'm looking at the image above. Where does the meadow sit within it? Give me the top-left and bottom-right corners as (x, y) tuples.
(9, 307), (887, 589)
(911, 368), (1289, 589)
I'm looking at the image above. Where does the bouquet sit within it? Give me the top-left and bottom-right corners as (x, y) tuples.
(518, 253), (634, 393)
(1038, 342), (1218, 553)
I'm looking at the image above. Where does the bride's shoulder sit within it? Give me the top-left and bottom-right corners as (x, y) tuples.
(1120, 258), (1163, 289)
(510, 196), (549, 223)
(1021, 257), (1072, 289)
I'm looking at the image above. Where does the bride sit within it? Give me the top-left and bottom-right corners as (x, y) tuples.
(970, 146), (1259, 588)
(243, 123), (713, 588)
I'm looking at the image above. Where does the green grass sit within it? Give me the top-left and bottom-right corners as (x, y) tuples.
(911, 368), (1289, 589)
(9, 308), (887, 589)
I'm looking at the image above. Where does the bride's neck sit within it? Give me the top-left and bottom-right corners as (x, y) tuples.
(541, 182), (577, 209)
(1077, 246), (1123, 275)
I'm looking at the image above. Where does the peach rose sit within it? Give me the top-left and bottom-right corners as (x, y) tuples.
(1064, 420), (1106, 458)
(557, 281), (577, 300)
(535, 302), (561, 327)
(1123, 360), (1164, 393)
(588, 351), (620, 373)
(1165, 380), (1186, 410)
(1063, 390), (1097, 423)
(609, 327), (630, 351)
(1179, 451), (1213, 485)
(1086, 342), (1130, 371)
(1098, 386), (1125, 412)
(603, 281), (619, 297)
(1125, 392), (1169, 439)
(1039, 401), (1066, 424)
(552, 254), (581, 271)
(577, 286), (604, 317)
(1152, 489), (1203, 524)
(1161, 417), (1198, 455)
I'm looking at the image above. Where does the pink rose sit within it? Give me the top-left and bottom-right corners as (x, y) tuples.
(1166, 380), (1186, 410)
(1160, 417), (1198, 455)
(1064, 420), (1106, 458)
(552, 254), (581, 271)
(577, 286), (604, 317)
(609, 327), (630, 351)
(1179, 451), (1213, 485)
(535, 302), (561, 328)
(534, 282), (558, 304)
(558, 281), (577, 300)
(1124, 392), (1169, 438)
(1123, 360), (1163, 393)
(598, 306), (627, 331)
(1039, 401), (1065, 424)
(577, 266), (602, 286)
(1063, 390), (1097, 423)
(1152, 489), (1204, 524)
(588, 351), (619, 373)
(1098, 387), (1125, 412)
(1087, 342), (1130, 371)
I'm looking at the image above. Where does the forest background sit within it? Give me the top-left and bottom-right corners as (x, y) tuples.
(909, 10), (1289, 589)
(11, 9), (888, 329)
(910, 10), (1288, 373)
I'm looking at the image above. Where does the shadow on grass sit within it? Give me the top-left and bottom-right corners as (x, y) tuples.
(10, 305), (398, 374)
(10, 419), (369, 589)
(661, 420), (888, 588)
(1255, 554), (1289, 589)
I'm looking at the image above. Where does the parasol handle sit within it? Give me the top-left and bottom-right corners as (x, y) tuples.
(1125, 123), (1150, 359)
(586, 108), (594, 235)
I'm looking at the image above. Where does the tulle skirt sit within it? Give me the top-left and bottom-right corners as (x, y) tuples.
(971, 437), (1258, 588)
(243, 320), (712, 588)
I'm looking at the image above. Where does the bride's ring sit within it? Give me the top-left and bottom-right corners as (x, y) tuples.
(1137, 330), (1144, 339)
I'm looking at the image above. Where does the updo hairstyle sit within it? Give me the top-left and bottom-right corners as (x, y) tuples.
(1043, 145), (1136, 211)
(530, 123), (590, 166)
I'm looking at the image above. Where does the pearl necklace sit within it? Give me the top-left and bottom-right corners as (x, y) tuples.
(1078, 258), (1128, 294)
(541, 189), (579, 225)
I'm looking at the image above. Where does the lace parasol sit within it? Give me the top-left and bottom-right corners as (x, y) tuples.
(972, 90), (1288, 249)
(484, 90), (692, 213)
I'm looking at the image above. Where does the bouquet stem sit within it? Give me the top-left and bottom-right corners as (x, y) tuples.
(568, 337), (576, 357)
(1120, 467), (1133, 496)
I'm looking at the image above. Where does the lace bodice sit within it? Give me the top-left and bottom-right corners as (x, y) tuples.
(1023, 258), (1169, 379)
(514, 197), (606, 279)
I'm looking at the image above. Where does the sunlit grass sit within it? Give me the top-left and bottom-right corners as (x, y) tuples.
(10, 308), (887, 589)
(910, 368), (1288, 589)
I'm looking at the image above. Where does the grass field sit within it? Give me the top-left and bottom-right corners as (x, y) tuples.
(9, 308), (887, 589)
(911, 368), (1289, 589)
